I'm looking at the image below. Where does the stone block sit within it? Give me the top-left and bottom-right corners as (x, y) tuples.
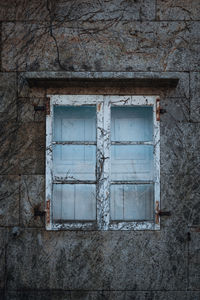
(0, 122), (20, 174)
(0, 122), (45, 175)
(0, 176), (20, 226)
(51, 0), (155, 22)
(2, 21), (199, 72)
(161, 174), (200, 228)
(0, 229), (7, 289)
(188, 232), (200, 290)
(6, 229), (187, 291)
(18, 122), (45, 175)
(18, 73), (47, 98)
(161, 97), (190, 123)
(0, 73), (17, 122)
(20, 175), (45, 227)
(0, 0), (155, 22)
(157, 0), (200, 21)
(162, 72), (189, 99)
(190, 72), (200, 122)
(0, 0), (49, 21)
(160, 122), (200, 176)
(3, 290), (200, 300)
(18, 98), (46, 122)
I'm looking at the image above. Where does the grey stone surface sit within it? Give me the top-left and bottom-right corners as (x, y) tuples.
(2, 21), (200, 72)
(0, 122), (45, 175)
(157, 0), (200, 21)
(3, 290), (200, 300)
(189, 232), (200, 290)
(17, 98), (46, 122)
(20, 176), (45, 227)
(0, 73), (17, 122)
(161, 97), (190, 123)
(51, 0), (156, 22)
(161, 174), (200, 228)
(6, 229), (187, 291)
(0, 1), (199, 298)
(0, 0), (49, 21)
(161, 122), (200, 175)
(0, 229), (7, 289)
(190, 72), (200, 122)
(0, 0), (155, 22)
(0, 176), (19, 226)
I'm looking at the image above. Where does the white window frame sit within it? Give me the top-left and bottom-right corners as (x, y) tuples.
(46, 95), (160, 230)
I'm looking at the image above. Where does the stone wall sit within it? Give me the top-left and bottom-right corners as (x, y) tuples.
(0, 1), (200, 299)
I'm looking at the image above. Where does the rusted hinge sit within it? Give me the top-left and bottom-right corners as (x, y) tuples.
(46, 199), (50, 224)
(155, 201), (170, 224)
(46, 97), (50, 115)
(156, 98), (166, 121)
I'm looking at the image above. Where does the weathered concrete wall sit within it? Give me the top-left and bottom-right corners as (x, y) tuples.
(0, 1), (200, 299)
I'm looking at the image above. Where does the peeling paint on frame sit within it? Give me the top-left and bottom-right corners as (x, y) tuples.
(46, 95), (160, 230)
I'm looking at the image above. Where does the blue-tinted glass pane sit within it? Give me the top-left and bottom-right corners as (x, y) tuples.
(54, 106), (96, 141)
(53, 145), (96, 180)
(111, 106), (153, 141)
(111, 184), (154, 220)
(111, 145), (153, 181)
(53, 184), (96, 221)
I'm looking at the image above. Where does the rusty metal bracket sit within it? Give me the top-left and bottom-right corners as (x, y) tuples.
(156, 98), (160, 121)
(34, 208), (46, 217)
(46, 97), (50, 115)
(158, 211), (171, 216)
(156, 98), (166, 121)
(155, 201), (170, 224)
(155, 201), (160, 224)
(160, 108), (167, 114)
(34, 105), (45, 112)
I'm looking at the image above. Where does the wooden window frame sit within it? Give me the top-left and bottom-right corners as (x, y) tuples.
(46, 95), (160, 230)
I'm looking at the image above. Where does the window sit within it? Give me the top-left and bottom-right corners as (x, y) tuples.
(46, 95), (160, 230)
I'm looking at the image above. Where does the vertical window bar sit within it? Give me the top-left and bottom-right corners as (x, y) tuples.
(96, 101), (104, 229)
(153, 99), (160, 229)
(102, 97), (111, 229)
(46, 98), (53, 230)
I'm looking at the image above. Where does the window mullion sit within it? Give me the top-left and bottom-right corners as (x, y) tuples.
(153, 100), (160, 229)
(96, 98), (111, 230)
(102, 97), (111, 230)
(96, 101), (104, 229)
(46, 98), (53, 230)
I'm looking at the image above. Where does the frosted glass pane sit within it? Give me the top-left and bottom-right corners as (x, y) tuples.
(111, 107), (153, 141)
(111, 184), (154, 220)
(54, 106), (96, 141)
(53, 184), (96, 221)
(111, 145), (153, 180)
(53, 145), (96, 180)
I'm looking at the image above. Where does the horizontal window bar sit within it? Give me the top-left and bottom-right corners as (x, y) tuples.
(111, 141), (153, 145)
(53, 179), (96, 184)
(52, 141), (96, 145)
(111, 181), (154, 185)
(54, 219), (96, 223)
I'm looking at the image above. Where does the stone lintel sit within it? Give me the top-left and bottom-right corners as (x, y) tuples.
(25, 72), (179, 89)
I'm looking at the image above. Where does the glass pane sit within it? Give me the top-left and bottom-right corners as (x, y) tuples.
(111, 145), (153, 181)
(53, 145), (96, 180)
(54, 106), (96, 141)
(111, 184), (154, 221)
(111, 106), (153, 141)
(53, 184), (96, 221)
